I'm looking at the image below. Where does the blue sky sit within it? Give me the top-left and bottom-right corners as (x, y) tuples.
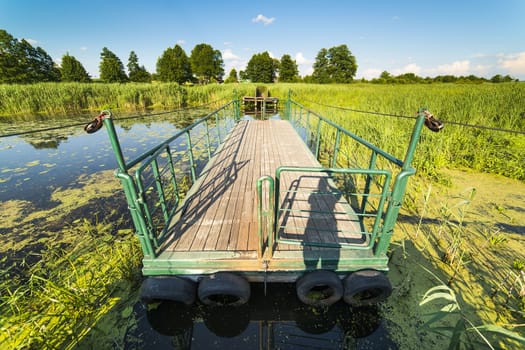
(1, 0), (524, 80)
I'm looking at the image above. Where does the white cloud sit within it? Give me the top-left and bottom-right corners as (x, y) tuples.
(80, 46), (88, 51)
(294, 52), (313, 76)
(176, 39), (186, 45)
(426, 60), (492, 77)
(499, 52), (525, 75)
(222, 49), (239, 60)
(393, 63), (422, 75)
(295, 52), (311, 65)
(435, 60), (471, 76)
(252, 14), (275, 26)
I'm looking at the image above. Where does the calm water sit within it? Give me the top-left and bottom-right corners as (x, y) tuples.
(0, 111), (398, 349)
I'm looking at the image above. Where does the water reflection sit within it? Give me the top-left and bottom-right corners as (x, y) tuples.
(0, 110), (214, 204)
(135, 283), (396, 349)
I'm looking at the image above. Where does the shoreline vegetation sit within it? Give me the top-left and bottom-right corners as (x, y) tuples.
(1, 83), (524, 348)
(2, 82), (523, 181)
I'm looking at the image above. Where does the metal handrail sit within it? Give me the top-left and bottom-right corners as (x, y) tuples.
(273, 166), (391, 250)
(103, 101), (240, 258)
(282, 99), (426, 256)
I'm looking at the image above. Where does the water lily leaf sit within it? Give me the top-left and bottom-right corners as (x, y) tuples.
(25, 160), (40, 167)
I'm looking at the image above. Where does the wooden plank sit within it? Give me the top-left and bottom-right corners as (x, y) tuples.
(162, 120), (363, 259)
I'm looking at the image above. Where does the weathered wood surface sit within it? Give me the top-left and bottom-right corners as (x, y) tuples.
(162, 120), (363, 256)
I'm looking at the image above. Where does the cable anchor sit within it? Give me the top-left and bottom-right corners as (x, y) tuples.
(84, 110), (112, 134)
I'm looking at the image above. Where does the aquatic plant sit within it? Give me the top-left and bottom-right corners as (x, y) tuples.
(0, 220), (142, 349)
(420, 283), (525, 349)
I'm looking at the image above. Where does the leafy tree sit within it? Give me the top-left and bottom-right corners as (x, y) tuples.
(239, 70), (248, 81)
(190, 43), (224, 84)
(380, 71), (392, 80)
(127, 51), (151, 82)
(0, 29), (60, 83)
(99, 47), (127, 82)
(490, 74), (515, 83)
(0, 29), (21, 82)
(156, 44), (193, 83)
(245, 51), (278, 83)
(60, 53), (91, 82)
(312, 44), (357, 83)
(224, 68), (238, 83)
(279, 54), (299, 82)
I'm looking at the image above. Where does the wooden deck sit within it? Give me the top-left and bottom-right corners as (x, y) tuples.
(149, 120), (385, 279)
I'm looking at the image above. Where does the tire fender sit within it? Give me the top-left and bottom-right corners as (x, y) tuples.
(343, 270), (392, 306)
(198, 272), (250, 306)
(140, 276), (196, 305)
(296, 270), (343, 307)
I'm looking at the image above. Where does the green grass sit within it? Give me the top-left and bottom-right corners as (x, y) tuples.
(0, 220), (142, 349)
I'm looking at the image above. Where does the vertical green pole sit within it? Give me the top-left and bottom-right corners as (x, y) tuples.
(306, 111), (311, 145)
(374, 112), (426, 256)
(102, 113), (127, 173)
(166, 145), (180, 212)
(315, 120), (322, 160)
(257, 176), (275, 258)
(286, 90), (291, 120)
(215, 113), (222, 143)
(186, 131), (197, 183)
(204, 119), (212, 160)
(361, 151), (377, 214)
(331, 129), (341, 168)
(152, 157), (169, 224)
(115, 172), (156, 258)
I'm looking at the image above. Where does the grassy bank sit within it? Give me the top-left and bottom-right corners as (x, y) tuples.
(0, 82), (236, 117)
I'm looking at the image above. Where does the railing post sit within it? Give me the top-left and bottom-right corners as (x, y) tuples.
(185, 130), (197, 183)
(215, 112), (222, 143)
(374, 111), (426, 256)
(152, 157), (169, 224)
(361, 151), (377, 214)
(102, 113), (127, 173)
(257, 176), (275, 259)
(331, 129), (341, 168)
(204, 119), (212, 160)
(115, 172), (156, 258)
(315, 119), (322, 160)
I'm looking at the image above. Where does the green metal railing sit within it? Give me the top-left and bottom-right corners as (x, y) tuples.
(103, 101), (240, 258)
(273, 167), (391, 250)
(277, 99), (426, 256)
(103, 93), (425, 262)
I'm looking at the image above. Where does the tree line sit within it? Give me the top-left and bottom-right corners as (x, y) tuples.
(0, 29), (517, 85)
(368, 71), (518, 84)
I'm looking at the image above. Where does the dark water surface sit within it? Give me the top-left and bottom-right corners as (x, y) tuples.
(127, 283), (397, 350)
(0, 112), (399, 349)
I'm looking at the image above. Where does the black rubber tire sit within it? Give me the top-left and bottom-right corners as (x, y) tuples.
(343, 270), (392, 307)
(198, 272), (250, 306)
(140, 276), (196, 305)
(296, 270), (343, 307)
